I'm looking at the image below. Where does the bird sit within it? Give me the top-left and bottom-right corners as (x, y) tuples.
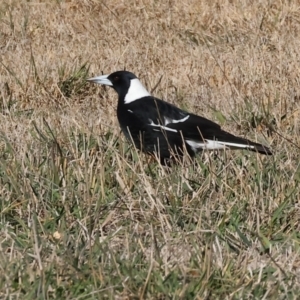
(87, 71), (272, 165)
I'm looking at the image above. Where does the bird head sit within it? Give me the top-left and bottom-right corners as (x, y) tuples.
(87, 71), (151, 104)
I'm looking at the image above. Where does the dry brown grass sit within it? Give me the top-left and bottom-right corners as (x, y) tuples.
(1, 0), (300, 298)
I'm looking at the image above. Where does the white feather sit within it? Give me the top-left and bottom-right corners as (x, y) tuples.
(186, 139), (255, 152)
(164, 115), (189, 125)
(124, 79), (151, 104)
(149, 120), (178, 133)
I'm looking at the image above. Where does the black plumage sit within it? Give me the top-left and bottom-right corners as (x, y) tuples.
(87, 71), (272, 164)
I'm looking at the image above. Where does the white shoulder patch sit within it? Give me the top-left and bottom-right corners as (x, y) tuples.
(124, 79), (151, 104)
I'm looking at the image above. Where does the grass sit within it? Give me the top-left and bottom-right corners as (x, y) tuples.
(1, 0), (300, 299)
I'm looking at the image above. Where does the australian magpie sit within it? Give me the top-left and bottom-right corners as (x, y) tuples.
(87, 71), (272, 165)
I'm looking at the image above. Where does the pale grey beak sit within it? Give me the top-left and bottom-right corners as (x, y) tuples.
(87, 74), (113, 86)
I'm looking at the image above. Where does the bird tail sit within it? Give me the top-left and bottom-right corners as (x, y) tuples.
(198, 128), (272, 155)
(214, 139), (272, 155)
(248, 143), (272, 155)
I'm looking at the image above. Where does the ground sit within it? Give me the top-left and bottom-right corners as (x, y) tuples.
(1, 0), (300, 299)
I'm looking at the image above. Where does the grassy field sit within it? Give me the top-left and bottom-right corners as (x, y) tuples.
(1, 0), (300, 299)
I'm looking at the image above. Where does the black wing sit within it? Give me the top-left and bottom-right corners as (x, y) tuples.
(123, 97), (220, 156)
(124, 97), (272, 156)
(127, 96), (220, 131)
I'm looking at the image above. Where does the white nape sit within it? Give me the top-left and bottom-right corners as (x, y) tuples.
(186, 139), (255, 152)
(164, 115), (189, 125)
(124, 79), (151, 104)
(149, 120), (178, 133)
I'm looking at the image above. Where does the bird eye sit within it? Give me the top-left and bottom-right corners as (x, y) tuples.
(114, 76), (119, 81)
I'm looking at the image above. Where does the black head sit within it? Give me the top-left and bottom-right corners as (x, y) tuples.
(106, 71), (137, 97)
(87, 71), (151, 103)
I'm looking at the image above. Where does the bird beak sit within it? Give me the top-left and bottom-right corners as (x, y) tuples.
(87, 74), (113, 86)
